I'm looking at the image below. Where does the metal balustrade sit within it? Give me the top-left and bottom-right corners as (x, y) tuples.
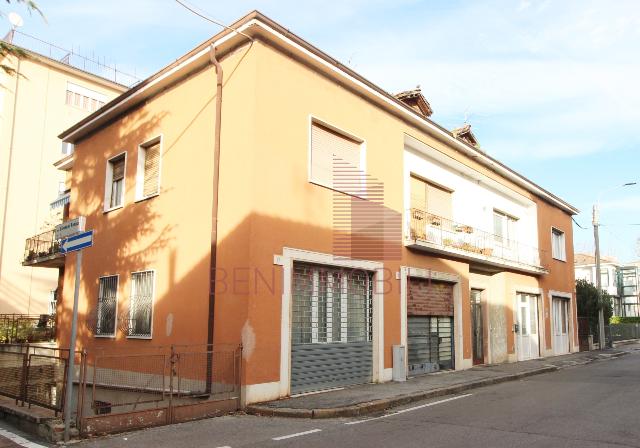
(407, 208), (547, 272)
(23, 229), (64, 267)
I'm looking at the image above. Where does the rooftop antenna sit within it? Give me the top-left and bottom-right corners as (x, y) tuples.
(463, 106), (472, 124)
(5, 12), (23, 43)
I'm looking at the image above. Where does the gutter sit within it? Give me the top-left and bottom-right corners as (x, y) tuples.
(206, 44), (224, 393)
(57, 11), (578, 215)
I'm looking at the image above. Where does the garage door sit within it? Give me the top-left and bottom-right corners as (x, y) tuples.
(407, 277), (454, 375)
(408, 316), (453, 374)
(291, 263), (373, 394)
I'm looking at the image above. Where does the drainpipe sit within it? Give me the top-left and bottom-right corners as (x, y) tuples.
(206, 45), (223, 393)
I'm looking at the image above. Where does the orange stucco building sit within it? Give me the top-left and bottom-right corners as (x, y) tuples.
(51, 12), (578, 405)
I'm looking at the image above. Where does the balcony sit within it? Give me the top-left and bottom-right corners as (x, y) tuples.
(22, 229), (65, 268)
(406, 209), (547, 275)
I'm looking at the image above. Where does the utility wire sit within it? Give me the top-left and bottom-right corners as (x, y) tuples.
(572, 216), (587, 229)
(173, 0), (254, 41)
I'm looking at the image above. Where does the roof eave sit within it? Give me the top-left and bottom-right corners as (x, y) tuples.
(58, 10), (579, 215)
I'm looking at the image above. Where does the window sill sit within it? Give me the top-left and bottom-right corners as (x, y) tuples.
(94, 334), (116, 339)
(134, 193), (159, 203)
(126, 335), (152, 340)
(552, 257), (567, 262)
(103, 204), (124, 214)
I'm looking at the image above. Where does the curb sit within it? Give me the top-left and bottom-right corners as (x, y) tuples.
(246, 366), (558, 419)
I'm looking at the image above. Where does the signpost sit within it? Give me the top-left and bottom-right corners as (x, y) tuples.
(54, 216), (85, 241)
(60, 223), (93, 442)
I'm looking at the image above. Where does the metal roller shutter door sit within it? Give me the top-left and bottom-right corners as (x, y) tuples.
(407, 316), (453, 374)
(291, 263), (373, 394)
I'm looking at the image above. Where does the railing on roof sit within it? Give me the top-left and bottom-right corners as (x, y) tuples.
(5, 30), (141, 87)
(407, 208), (547, 272)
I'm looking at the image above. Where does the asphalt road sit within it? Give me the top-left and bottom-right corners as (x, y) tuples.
(6, 348), (639, 448)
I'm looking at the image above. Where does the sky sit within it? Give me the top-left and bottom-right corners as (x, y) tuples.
(6, 0), (640, 262)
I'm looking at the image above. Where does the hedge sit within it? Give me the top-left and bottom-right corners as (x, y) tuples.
(610, 316), (640, 324)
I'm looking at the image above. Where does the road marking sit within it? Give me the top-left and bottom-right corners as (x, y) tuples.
(272, 428), (322, 441)
(0, 429), (46, 448)
(344, 394), (472, 425)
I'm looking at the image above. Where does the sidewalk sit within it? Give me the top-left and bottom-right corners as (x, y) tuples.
(247, 347), (634, 419)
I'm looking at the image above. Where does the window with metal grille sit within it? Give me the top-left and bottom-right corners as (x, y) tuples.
(136, 139), (161, 200)
(128, 271), (154, 337)
(292, 263), (373, 345)
(96, 276), (118, 336)
(106, 154), (126, 210)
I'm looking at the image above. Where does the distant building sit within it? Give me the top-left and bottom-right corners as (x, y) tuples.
(0, 31), (128, 315)
(574, 253), (640, 317)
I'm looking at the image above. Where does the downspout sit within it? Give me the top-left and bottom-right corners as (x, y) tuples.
(206, 45), (223, 393)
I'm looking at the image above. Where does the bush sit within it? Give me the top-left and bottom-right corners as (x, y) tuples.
(576, 279), (613, 334)
(610, 316), (640, 324)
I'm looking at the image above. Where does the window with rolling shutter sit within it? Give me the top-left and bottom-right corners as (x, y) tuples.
(410, 175), (452, 219)
(310, 122), (363, 193)
(136, 138), (162, 200)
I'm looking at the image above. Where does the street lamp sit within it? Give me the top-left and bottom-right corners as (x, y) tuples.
(593, 182), (637, 349)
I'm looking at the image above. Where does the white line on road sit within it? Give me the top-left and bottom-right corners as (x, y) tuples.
(272, 428), (322, 441)
(344, 394), (472, 426)
(0, 429), (47, 448)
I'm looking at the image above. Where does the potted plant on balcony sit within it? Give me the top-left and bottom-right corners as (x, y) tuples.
(429, 215), (442, 226)
(481, 247), (493, 256)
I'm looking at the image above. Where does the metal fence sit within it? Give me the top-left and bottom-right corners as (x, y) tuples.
(79, 344), (242, 436)
(0, 344), (74, 414)
(0, 314), (56, 343)
(0, 344), (241, 435)
(609, 323), (640, 342)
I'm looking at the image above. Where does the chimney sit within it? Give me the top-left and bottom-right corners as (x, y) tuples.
(452, 124), (481, 150)
(394, 87), (433, 118)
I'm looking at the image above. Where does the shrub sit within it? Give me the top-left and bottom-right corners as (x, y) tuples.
(610, 316), (640, 324)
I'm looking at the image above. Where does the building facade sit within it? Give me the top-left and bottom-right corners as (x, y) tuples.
(575, 254), (640, 317)
(42, 12), (578, 405)
(0, 33), (126, 315)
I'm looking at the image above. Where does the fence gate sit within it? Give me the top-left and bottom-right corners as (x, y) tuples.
(290, 263), (373, 394)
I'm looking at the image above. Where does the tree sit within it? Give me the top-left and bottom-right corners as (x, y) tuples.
(576, 278), (613, 334)
(1, 1), (43, 75)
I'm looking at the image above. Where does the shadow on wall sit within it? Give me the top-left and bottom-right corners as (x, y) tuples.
(57, 108), (175, 347)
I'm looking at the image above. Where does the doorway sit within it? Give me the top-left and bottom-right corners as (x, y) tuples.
(552, 296), (570, 355)
(470, 289), (484, 365)
(516, 293), (540, 361)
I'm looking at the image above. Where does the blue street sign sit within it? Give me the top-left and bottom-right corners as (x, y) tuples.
(60, 230), (93, 254)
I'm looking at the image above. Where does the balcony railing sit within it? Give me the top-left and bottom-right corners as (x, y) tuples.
(407, 209), (547, 273)
(23, 229), (63, 267)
